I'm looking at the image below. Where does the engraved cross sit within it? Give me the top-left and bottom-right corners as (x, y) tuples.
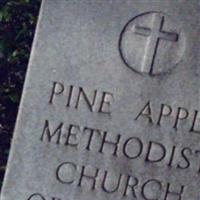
(134, 13), (179, 75)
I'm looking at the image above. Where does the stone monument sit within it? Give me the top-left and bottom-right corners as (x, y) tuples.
(1, 0), (200, 199)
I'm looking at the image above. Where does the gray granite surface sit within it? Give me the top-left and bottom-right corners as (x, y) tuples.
(1, 0), (200, 199)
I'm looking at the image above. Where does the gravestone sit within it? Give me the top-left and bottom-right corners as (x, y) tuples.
(1, 0), (200, 199)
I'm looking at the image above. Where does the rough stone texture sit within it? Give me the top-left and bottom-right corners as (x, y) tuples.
(1, 0), (200, 199)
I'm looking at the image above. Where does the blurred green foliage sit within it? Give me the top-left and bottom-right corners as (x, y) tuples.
(0, 0), (41, 189)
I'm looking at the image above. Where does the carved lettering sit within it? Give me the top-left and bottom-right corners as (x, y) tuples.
(173, 107), (189, 129)
(40, 120), (200, 174)
(141, 179), (162, 200)
(123, 137), (143, 159)
(55, 161), (186, 199)
(135, 101), (200, 136)
(49, 82), (64, 104)
(135, 101), (153, 124)
(28, 194), (61, 200)
(123, 176), (138, 198)
(40, 120), (63, 144)
(56, 162), (76, 184)
(65, 124), (80, 148)
(157, 104), (172, 126)
(99, 132), (121, 156)
(78, 166), (99, 190)
(190, 110), (200, 134)
(101, 171), (122, 193)
(145, 141), (166, 163)
(28, 194), (45, 200)
(164, 183), (185, 200)
(48, 82), (113, 115)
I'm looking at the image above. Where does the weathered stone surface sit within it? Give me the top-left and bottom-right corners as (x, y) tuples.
(1, 0), (200, 199)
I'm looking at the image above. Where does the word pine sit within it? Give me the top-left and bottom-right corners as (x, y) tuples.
(49, 82), (114, 115)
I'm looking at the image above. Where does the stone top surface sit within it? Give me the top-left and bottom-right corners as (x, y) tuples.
(1, 0), (200, 200)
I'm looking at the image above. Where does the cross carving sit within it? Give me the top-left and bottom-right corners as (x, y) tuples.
(134, 13), (179, 75)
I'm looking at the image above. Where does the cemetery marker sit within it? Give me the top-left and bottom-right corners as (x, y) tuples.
(1, 0), (200, 200)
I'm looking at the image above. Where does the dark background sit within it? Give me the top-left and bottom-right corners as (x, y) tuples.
(0, 0), (41, 190)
